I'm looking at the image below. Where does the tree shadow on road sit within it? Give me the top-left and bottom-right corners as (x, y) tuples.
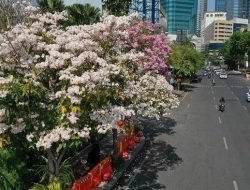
(128, 141), (182, 190)
(114, 117), (182, 190)
(140, 117), (177, 138)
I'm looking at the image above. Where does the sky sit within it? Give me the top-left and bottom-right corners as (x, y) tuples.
(64, 0), (102, 8)
(208, 0), (215, 11)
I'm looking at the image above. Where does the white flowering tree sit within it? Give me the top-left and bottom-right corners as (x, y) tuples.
(0, 7), (179, 186)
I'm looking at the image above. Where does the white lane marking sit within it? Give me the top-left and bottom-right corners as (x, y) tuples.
(180, 92), (188, 102)
(231, 85), (243, 88)
(233, 180), (239, 190)
(215, 105), (217, 109)
(223, 137), (229, 150)
(211, 90), (214, 95)
(187, 104), (190, 108)
(243, 106), (247, 111)
(213, 97), (216, 101)
(218, 116), (222, 124)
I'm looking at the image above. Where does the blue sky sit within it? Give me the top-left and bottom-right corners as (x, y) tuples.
(208, 0), (215, 11)
(64, 0), (102, 8)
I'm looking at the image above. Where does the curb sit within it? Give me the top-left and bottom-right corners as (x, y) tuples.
(172, 90), (185, 96)
(102, 137), (146, 190)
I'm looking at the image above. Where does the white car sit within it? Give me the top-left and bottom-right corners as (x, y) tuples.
(214, 69), (221, 75)
(247, 92), (250, 102)
(220, 72), (227, 79)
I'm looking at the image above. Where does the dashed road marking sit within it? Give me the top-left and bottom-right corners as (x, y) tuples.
(223, 137), (228, 150)
(233, 180), (239, 190)
(213, 97), (216, 101)
(215, 105), (218, 109)
(187, 104), (190, 109)
(243, 106), (247, 111)
(231, 85), (243, 88)
(218, 116), (222, 124)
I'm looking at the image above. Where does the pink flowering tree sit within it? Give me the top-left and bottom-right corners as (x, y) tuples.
(118, 19), (172, 74)
(0, 9), (178, 187)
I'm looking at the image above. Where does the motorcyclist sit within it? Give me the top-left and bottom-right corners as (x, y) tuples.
(212, 78), (215, 86)
(219, 97), (225, 112)
(208, 72), (211, 78)
(219, 97), (225, 104)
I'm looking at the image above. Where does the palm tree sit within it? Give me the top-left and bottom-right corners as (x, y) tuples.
(103, 0), (132, 16)
(66, 3), (100, 26)
(37, 0), (65, 13)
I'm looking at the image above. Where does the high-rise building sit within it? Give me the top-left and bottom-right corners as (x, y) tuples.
(131, 0), (160, 24)
(215, 0), (226, 11)
(200, 12), (226, 51)
(197, 0), (208, 36)
(226, 0), (250, 22)
(161, 0), (198, 35)
(203, 18), (248, 52)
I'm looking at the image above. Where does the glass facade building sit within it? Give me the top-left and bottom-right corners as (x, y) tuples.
(161, 0), (197, 34)
(197, 0), (208, 36)
(215, 0), (226, 11)
(131, 0), (160, 23)
(226, 0), (250, 22)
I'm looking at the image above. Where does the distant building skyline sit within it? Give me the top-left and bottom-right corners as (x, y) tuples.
(197, 0), (208, 37)
(226, 0), (250, 22)
(161, 0), (197, 35)
(215, 0), (226, 11)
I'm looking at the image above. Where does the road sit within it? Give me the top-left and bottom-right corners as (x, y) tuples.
(115, 74), (250, 190)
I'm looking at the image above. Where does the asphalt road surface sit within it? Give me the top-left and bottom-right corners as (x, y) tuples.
(117, 74), (250, 190)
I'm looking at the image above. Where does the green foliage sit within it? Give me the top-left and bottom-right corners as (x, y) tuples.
(33, 157), (74, 189)
(169, 43), (204, 78)
(104, 0), (132, 16)
(66, 4), (100, 26)
(37, 0), (65, 13)
(222, 31), (250, 69)
(0, 148), (25, 189)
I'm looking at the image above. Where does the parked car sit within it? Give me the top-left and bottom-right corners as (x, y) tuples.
(247, 90), (250, 102)
(203, 70), (208, 76)
(214, 69), (221, 75)
(219, 72), (228, 79)
(191, 74), (202, 83)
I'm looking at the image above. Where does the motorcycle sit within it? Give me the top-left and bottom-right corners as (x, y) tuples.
(212, 79), (215, 86)
(219, 103), (225, 112)
(208, 73), (211, 78)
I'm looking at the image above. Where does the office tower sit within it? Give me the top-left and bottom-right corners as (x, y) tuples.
(215, 0), (226, 11)
(226, 0), (250, 22)
(161, 0), (198, 35)
(197, 0), (208, 36)
(131, 0), (160, 23)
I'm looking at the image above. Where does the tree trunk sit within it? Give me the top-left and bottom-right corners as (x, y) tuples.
(87, 141), (100, 167)
(47, 149), (56, 181)
(47, 146), (65, 181)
